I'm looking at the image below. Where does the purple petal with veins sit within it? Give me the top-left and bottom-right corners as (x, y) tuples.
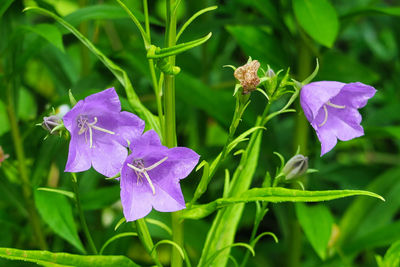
(300, 81), (376, 156)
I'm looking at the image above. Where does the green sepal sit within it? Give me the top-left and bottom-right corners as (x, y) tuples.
(68, 89), (77, 106)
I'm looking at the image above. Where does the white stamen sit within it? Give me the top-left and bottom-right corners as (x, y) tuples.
(318, 105), (329, 127)
(143, 172), (156, 195)
(127, 163), (142, 173)
(126, 157), (167, 196)
(91, 125), (115, 135)
(78, 116), (115, 148)
(326, 101), (345, 109)
(145, 157), (168, 171)
(127, 163), (156, 195)
(89, 126), (93, 148)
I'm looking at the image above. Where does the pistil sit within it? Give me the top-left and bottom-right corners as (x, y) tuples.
(77, 116), (115, 148)
(127, 157), (168, 195)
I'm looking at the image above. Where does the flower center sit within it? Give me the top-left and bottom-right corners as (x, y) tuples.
(127, 157), (168, 195)
(77, 115), (115, 148)
(318, 101), (346, 127)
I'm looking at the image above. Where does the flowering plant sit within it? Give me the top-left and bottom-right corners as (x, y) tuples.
(1, 1), (398, 267)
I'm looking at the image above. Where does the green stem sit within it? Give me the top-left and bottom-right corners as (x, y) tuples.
(198, 102), (270, 267)
(287, 38), (312, 267)
(164, 1), (181, 266)
(71, 173), (97, 254)
(135, 219), (162, 267)
(143, 0), (164, 129)
(6, 81), (47, 250)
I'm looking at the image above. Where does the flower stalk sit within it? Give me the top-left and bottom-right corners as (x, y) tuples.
(71, 173), (97, 254)
(164, 1), (182, 266)
(6, 81), (47, 250)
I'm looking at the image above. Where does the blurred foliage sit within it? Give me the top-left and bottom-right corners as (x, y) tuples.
(0, 0), (400, 266)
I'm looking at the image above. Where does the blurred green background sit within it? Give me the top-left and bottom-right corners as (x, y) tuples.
(0, 0), (400, 266)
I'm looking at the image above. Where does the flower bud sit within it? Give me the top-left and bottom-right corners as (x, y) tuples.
(42, 115), (63, 135)
(266, 67), (275, 79)
(0, 146), (9, 166)
(282, 154), (308, 180)
(234, 60), (260, 94)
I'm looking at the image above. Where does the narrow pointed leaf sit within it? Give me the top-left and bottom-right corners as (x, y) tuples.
(0, 248), (140, 266)
(147, 33), (212, 59)
(181, 187), (384, 219)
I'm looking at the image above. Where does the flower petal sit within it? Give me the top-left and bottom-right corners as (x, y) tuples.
(300, 81), (344, 121)
(152, 182), (186, 212)
(64, 134), (91, 173)
(166, 147), (200, 180)
(91, 140), (127, 177)
(120, 158), (154, 221)
(331, 82), (376, 109)
(84, 88), (121, 113)
(63, 100), (84, 132)
(314, 106), (364, 156)
(115, 111), (145, 147)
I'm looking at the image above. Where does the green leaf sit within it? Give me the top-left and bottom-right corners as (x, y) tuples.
(24, 7), (160, 136)
(292, 0), (339, 47)
(0, 0), (14, 18)
(64, 4), (162, 28)
(0, 247), (140, 267)
(147, 32), (212, 59)
(176, 6), (218, 41)
(198, 129), (263, 267)
(338, 167), (400, 249)
(295, 203), (334, 260)
(0, 100), (10, 137)
(17, 87), (37, 121)
(342, 6), (400, 19)
(319, 50), (380, 84)
(22, 23), (65, 52)
(378, 239), (400, 267)
(226, 25), (288, 68)
(81, 185), (120, 210)
(182, 187), (384, 220)
(34, 190), (85, 254)
(37, 187), (75, 200)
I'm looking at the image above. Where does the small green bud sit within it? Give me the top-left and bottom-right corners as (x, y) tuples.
(282, 154), (308, 180)
(42, 115), (63, 135)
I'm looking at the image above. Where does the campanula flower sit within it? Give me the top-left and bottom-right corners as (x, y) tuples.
(63, 88), (145, 177)
(300, 81), (376, 156)
(120, 130), (200, 221)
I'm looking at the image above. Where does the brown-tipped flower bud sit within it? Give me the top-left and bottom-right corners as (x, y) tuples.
(42, 115), (63, 135)
(282, 154), (308, 180)
(234, 60), (260, 94)
(0, 146), (9, 166)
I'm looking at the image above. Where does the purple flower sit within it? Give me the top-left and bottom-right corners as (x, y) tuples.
(300, 81), (376, 156)
(120, 130), (200, 221)
(63, 88), (145, 177)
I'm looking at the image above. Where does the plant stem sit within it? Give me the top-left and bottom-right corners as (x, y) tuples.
(287, 38), (312, 267)
(164, 1), (182, 266)
(71, 173), (98, 254)
(143, 0), (164, 129)
(135, 219), (162, 267)
(6, 81), (47, 250)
